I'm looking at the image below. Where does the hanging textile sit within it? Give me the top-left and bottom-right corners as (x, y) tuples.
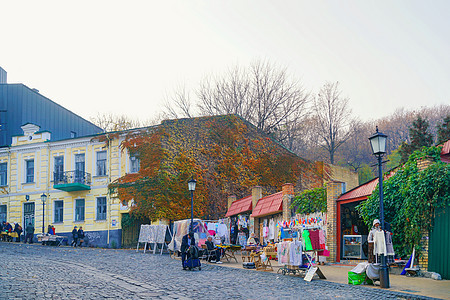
(373, 230), (386, 255)
(309, 229), (320, 250)
(289, 240), (302, 266)
(302, 230), (313, 251)
(268, 219), (275, 240)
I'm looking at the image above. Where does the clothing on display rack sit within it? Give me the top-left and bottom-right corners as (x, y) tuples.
(373, 230), (386, 255)
(302, 230), (313, 251)
(276, 240), (302, 266)
(309, 229), (320, 250)
(268, 219), (275, 240)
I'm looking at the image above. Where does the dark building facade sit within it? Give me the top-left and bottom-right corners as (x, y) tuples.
(0, 67), (102, 146)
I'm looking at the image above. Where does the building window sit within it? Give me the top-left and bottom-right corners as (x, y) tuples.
(0, 205), (6, 223)
(342, 182), (347, 194)
(130, 155), (140, 173)
(54, 200), (64, 223)
(26, 159), (34, 183)
(75, 154), (85, 183)
(75, 199), (85, 221)
(54, 156), (64, 182)
(96, 197), (107, 220)
(0, 163), (7, 186)
(96, 151), (107, 176)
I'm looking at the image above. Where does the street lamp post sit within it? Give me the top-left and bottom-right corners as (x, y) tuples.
(188, 177), (197, 232)
(40, 193), (47, 234)
(368, 126), (390, 289)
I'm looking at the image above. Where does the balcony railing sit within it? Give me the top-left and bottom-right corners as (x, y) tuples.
(53, 171), (91, 191)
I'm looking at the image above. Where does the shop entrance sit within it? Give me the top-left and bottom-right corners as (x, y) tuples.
(339, 200), (369, 261)
(23, 202), (35, 234)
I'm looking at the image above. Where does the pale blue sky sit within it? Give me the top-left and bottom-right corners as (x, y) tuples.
(1, 0), (449, 122)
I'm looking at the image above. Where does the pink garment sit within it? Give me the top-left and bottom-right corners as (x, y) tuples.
(318, 230), (325, 245)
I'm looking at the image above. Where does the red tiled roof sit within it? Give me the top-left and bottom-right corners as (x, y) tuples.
(225, 195), (252, 217)
(338, 178), (378, 201)
(441, 140), (450, 163)
(251, 192), (283, 218)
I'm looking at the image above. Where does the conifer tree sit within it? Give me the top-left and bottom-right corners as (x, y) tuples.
(399, 115), (434, 163)
(436, 115), (450, 145)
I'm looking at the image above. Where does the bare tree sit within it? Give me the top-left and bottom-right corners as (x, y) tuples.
(90, 113), (143, 132)
(197, 60), (311, 151)
(162, 84), (195, 119)
(312, 82), (352, 164)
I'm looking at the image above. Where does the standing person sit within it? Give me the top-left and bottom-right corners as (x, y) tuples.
(14, 222), (23, 242)
(24, 223), (34, 244)
(71, 226), (78, 247)
(47, 224), (53, 235)
(77, 226), (85, 247)
(51, 225), (56, 235)
(180, 232), (195, 270)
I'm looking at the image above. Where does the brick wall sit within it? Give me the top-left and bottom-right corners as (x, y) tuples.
(326, 181), (344, 263)
(282, 183), (294, 221)
(227, 195), (236, 210)
(250, 186), (262, 236)
(416, 158), (433, 271)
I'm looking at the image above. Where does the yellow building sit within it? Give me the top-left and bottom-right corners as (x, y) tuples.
(0, 123), (138, 247)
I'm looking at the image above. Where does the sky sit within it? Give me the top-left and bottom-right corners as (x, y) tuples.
(1, 0), (449, 123)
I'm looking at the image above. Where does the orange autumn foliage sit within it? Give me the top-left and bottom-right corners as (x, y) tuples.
(109, 115), (323, 221)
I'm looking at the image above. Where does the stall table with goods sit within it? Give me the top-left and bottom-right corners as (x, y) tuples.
(217, 244), (241, 263)
(37, 234), (66, 246)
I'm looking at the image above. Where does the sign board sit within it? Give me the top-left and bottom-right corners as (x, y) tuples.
(111, 219), (117, 227)
(304, 266), (326, 282)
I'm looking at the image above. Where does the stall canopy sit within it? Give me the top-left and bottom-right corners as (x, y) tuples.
(225, 195), (252, 217)
(251, 191), (283, 218)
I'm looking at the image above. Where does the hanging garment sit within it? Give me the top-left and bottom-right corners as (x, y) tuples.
(289, 240), (302, 266)
(302, 230), (313, 251)
(263, 226), (269, 238)
(318, 230), (326, 249)
(373, 230), (386, 255)
(238, 233), (247, 246)
(268, 219), (275, 240)
(385, 231), (395, 256)
(280, 241), (290, 264)
(309, 229), (320, 250)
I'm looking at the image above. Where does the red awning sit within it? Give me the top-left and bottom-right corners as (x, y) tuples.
(251, 192), (283, 218)
(225, 195), (252, 217)
(337, 178), (378, 202)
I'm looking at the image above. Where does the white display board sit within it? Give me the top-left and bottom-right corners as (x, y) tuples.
(137, 224), (172, 254)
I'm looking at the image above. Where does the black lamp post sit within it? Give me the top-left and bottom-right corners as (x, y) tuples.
(40, 193), (47, 234)
(188, 177), (197, 232)
(368, 126), (390, 288)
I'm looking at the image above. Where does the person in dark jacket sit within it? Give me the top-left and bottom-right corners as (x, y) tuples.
(180, 232), (195, 270)
(77, 227), (85, 247)
(71, 226), (78, 247)
(24, 223), (34, 244)
(205, 236), (222, 263)
(14, 222), (23, 242)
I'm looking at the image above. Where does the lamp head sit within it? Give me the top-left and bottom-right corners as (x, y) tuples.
(40, 193), (47, 203)
(188, 177), (197, 191)
(369, 126), (387, 156)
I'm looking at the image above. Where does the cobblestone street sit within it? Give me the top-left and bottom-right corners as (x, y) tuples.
(0, 243), (441, 300)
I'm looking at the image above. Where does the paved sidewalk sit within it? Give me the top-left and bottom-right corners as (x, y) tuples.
(1, 242), (448, 299)
(210, 251), (450, 300)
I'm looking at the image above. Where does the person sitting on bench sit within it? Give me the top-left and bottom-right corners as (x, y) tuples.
(205, 236), (222, 264)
